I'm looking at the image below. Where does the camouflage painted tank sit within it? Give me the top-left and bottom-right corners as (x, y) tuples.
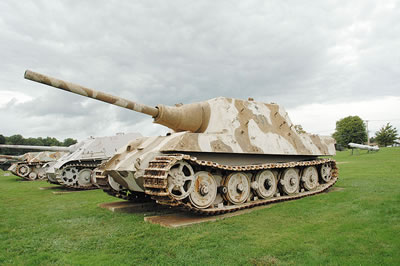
(0, 154), (24, 171)
(25, 70), (338, 214)
(0, 145), (68, 180)
(45, 132), (141, 189)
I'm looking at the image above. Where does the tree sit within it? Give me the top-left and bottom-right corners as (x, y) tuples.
(24, 137), (44, 146)
(63, 138), (78, 147)
(0, 134), (6, 155)
(375, 123), (398, 147)
(7, 134), (25, 145)
(41, 137), (62, 146)
(0, 134), (78, 155)
(332, 116), (367, 147)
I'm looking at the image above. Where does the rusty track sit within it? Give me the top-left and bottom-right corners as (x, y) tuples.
(143, 154), (338, 215)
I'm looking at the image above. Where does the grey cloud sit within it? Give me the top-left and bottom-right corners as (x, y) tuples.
(1, 1), (399, 140)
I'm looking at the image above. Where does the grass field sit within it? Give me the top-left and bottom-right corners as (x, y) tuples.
(1, 148), (399, 265)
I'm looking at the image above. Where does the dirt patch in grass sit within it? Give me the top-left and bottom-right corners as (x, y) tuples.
(250, 255), (280, 265)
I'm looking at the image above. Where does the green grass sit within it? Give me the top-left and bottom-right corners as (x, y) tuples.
(1, 148), (399, 265)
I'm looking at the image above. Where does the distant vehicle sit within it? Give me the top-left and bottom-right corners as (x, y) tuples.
(348, 143), (379, 151)
(0, 148), (68, 180)
(348, 142), (379, 151)
(45, 132), (142, 189)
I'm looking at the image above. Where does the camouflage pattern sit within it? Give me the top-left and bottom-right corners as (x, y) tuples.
(0, 143), (69, 179)
(24, 70), (335, 156)
(25, 70), (338, 212)
(0, 145), (68, 178)
(6, 151), (66, 179)
(24, 70), (158, 117)
(0, 154), (27, 171)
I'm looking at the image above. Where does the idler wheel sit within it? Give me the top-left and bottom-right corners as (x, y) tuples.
(320, 163), (332, 183)
(189, 171), (217, 209)
(77, 168), (93, 187)
(301, 166), (319, 191)
(167, 161), (195, 200)
(253, 170), (277, 199)
(223, 172), (250, 204)
(280, 168), (299, 195)
(17, 164), (30, 177)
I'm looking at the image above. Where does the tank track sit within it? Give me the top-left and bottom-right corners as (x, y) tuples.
(55, 162), (99, 190)
(104, 188), (152, 202)
(93, 169), (152, 202)
(143, 154), (338, 215)
(17, 162), (46, 181)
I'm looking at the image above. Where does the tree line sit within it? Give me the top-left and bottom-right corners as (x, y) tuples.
(0, 134), (77, 155)
(332, 116), (398, 148)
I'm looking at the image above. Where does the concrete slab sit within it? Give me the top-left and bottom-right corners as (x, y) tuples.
(98, 201), (171, 214)
(52, 189), (86, 195)
(39, 186), (63, 190)
(327, 187), (344, 192)
(145, 186), (344, 228)
(101, 185), (343, 228)
(145, 204), (274, 228)
(16, 179), (31, 182)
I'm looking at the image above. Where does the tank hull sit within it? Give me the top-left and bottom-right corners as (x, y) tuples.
(8, 151), (66, 180)
(25, 70), (338, 214)
(46, 133), (141, 189)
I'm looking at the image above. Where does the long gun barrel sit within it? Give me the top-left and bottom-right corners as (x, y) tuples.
(348, 143), (379, 151)
(24, 70), (210, 133)
(0, 144), (70, 152)
(24, 70), (159, 117)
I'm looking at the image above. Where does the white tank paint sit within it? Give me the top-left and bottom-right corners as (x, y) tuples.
(247, 101), (272, 125)
(49, 132), (141, 172)
(248, 119), (297, 154)
(206, 98), (240, 133)
(278, 105), (293, 126)
(299, 134), (322, 154)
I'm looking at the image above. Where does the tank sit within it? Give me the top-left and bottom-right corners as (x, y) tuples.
(0, 145), (68, 180)
(25, 70), (338, 214)
(45, 132), (142, 189)
(0, 154), (27, 171)
(0, 158), (10, 171)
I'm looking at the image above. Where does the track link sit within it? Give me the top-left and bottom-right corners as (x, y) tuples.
(143, 154), (338, 215)
(56, 162), (99, 190)
(17, 162), (46, 181)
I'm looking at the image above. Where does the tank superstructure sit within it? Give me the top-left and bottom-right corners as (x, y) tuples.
(0, 158), (12, 171)
(0, 154), (28, 171)
(45, 132), (142, 189)
(0, 145), (67, 180)
(25, 70), (338, 214)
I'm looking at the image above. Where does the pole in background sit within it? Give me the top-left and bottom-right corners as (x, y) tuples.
(365, 120), (370, 145)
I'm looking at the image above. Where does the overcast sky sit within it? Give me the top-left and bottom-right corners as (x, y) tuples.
(1, 1), (399, 142)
